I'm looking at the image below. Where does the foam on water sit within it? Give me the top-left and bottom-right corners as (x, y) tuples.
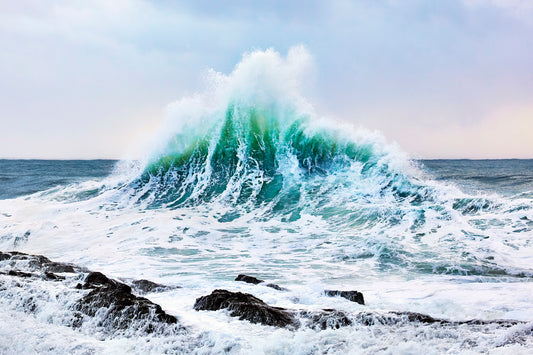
(0, 47), (532, 353)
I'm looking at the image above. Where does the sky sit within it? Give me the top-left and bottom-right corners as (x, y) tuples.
(0, 0), (532, 159)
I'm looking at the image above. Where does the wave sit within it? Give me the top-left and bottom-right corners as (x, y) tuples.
(121, 47), (432, 221)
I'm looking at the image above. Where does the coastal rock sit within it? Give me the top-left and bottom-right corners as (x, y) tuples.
(194, 289), (297, 328)
(235, 274), (288, 291)
(131, 279), (176, 294)
(194, 289), (353, 330)
(74, 283), (178, 333)
(300, 309), (353, 330)
(1, 250), (181, 336)
(324, 290), (365, 305)
(80, 271), (131, 293)
(235, 274), (264, 284)
(0, 251), (79, 274)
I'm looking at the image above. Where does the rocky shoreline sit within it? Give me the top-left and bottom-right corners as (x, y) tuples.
(0, 250), (528, 339)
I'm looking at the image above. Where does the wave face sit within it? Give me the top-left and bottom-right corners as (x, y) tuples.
(129, 47), (426, 220)
(134, 102), (420, 213)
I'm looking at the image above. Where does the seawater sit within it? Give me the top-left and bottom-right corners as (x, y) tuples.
(0, 48), (532, 354)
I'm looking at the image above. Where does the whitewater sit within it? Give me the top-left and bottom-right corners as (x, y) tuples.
(1, 47), (532, 354)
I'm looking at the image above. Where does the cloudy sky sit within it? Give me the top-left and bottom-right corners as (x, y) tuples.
(1, 0), (532, 159)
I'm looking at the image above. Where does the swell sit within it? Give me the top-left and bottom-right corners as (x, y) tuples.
(129, 102), (426, 218)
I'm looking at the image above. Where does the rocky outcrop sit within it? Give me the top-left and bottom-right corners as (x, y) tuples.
(0, 251), (79, 274)
(194, 289), (523, 331)
(324, 290), (365, 305)
(299, 309), (353, 330)
(194, 289), (297, 328)
(0, 250), (181, 336)
(74, 272), (178, 333)
(194, 289), (358, 330)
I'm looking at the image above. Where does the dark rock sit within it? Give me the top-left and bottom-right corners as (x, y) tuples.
(82, 272), (131, 293)
(235, 274), (264, 284)
(265, 283), (288, 291)
(235, 274), (288, 291)
(11, 253), (51, 268)
(1, 250), (182, 336)
(7, 270), (33, 278)
(391, 311), (444, 324)
(462, 318), (521, 326)
(85, 271), (112, 286)
(43, 271), (64, 281)
(325, 290), (365, 305)
(131, 279), (175, 294)
(74, 272), (178, 333)
(0, 252), (11, 261)
(74, 285), (177, 332)
(0, 251), (78, 274)
(44, 262), (76, 273)
(301, 309), (353, 330)
(194, 289), (297, 328)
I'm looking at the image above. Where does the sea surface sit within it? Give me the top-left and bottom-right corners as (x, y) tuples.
(1, 49), (532, 354)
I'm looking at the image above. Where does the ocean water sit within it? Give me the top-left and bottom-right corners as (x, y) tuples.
(1, 48), (532, 354)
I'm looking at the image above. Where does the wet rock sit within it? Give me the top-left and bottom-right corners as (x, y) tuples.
(265, 283), (288, 291)
(74, 284), (177, 332)
(73, 271), (179, 333)
(235, 274), (264, 284)
(235, 274), (288, 291)
(10, 253), (51, 268)
(43, 271), (64, 281)
(325, 290), (365, 305)
(0, 251), (79, 274)
(0, 252), (11, 261)
(7, 270), (33, 278)
(391, 311), (444, 324)
(194, 289), (297, 328)
(44, 261), (76, 273)
(131, 279), (175, 294)
(1, 250), (181, 335)
(301, 309), (353, 330)
(82, 272), (131, 293)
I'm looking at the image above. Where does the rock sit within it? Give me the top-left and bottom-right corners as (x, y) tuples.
(194, 289), (297, 328)
(1, 250), (181, 336)
(131, 279), (175, 294)
(325, 290), (365, 305)
(82, 272), (131, 293)
(265, 283), (288, 291)
(44, 261), (76, 273)
(43, 271), (64, 281)
(74, 284), (177, 333)
(0, 252), (11, 261)
(235, 274), (288, 291)
(301, 309), (353, 330)
(0, 251), (78, 274)
(235, 274), (264, 284)
(391, 311), (444, 324)
(10, 252), (51, 268)
(74, 271), (179, 333)
(194, 290), (352, 330)
(7, 270), (33, 278)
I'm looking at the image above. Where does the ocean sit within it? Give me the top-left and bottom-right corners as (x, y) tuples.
(1, 157), (532, 354)
(1, 49), (532, 354)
